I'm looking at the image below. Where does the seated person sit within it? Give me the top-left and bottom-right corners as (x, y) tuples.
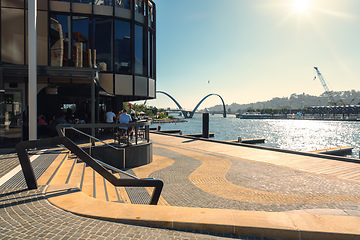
(117, 109), (133, 136)
(37, 115), (47, 126)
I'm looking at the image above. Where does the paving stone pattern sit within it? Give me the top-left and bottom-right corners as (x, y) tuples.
(3, 137), (360, 239)
(151, 144), (360, 214)
(0, 187), (267, 240)
(0, 152), (19, 178)
(0, 150), (271, 240)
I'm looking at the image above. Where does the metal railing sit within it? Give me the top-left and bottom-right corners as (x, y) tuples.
(16, 134), (163, 205)
(56, 121), (150, 146)
(58, 126), (127, 168)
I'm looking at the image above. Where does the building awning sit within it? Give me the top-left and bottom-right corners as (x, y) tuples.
(0, 62), (101, 125)
(0, 62), (116, 97)
(0, 62), (99, 80)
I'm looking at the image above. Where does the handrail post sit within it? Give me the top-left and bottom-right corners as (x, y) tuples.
(149, 179), (163, 205)
(135, 126), (138, 145)
(89, 137), (92, 156)
(145, 124), (149, 142)
(123, 148), (126, 169)
(91, 125), (95, 146)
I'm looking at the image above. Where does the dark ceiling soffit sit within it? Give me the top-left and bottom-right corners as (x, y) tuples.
(0, 63), (116, 97)
(0, 63), (99, 79)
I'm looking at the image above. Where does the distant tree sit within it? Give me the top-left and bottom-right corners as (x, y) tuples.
(132, 103), (147, 113)
(146, 110), (153, 116)
(157, 111), (167, 119)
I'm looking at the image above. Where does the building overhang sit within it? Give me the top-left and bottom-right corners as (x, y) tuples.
(0, 62), (99, 80)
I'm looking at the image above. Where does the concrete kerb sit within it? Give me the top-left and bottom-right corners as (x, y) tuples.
(45, 184), (360, 240)
(150, 131), (360, 164)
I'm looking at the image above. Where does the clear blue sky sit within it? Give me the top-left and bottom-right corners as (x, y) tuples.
(144, 0), (360, 110)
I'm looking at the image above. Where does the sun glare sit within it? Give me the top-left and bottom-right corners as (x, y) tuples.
(293, 0), (309, 13)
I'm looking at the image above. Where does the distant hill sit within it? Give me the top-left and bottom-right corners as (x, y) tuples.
(203, 90), (360, 114)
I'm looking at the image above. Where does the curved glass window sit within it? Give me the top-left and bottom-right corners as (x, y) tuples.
(94, 0), (113, 6)
(49, 14), (70, 66)
(94, 18), (113, 72)
(48, 1), (156, 78)
(148, 31), (154, 78)
(72, 0), (92, 3)
(115, 0), (130, 9)
(148, 1), (154, 24)
(115, 20), (131, 74)
(135, 0), (144, 15)
(72, 16), (92, 67)
(134, 24), (144, 75)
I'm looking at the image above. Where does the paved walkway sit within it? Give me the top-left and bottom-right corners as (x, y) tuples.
(149, 134), (360, 215)
(1, 133), (360, 239)
(0, 146), (269, 240)
(0, 187), (258, 240)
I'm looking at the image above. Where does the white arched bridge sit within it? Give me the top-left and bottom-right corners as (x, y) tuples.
(156, 91), (226, 119)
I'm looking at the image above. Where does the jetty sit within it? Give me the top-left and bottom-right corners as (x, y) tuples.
(184, 133), (215, 138)
(308, 146), (353, 156)
(155, 129), (183, 134)
(228, 138), (266, 144)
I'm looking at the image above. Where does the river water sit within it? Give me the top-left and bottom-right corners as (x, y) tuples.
(151, 114), (360, 159)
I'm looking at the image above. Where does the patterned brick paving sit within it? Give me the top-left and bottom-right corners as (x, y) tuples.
(0, 152), (19, 178)
(2, 133), (360, 239)
(0, 149), (270, 240)
(133, 143), (360, 213)
(0, 187), (264, 240)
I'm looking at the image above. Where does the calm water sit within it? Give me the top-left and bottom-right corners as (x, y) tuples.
(151, 114), (360, 159)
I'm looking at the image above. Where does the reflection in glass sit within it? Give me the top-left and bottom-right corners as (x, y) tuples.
(50, 14), (70, 67)
(115, 20), (131, 74)
(94, 18), (112, 71)
(148, 1), (154, 23)
(72, 0), (92, 3)
(94, 0), (112, 6)
(0, 91), (4, 141)
(72, 16), (93, 67)
(135, 0), (144, 15)
(148, 31), (154, 78)
(115, 0), (129, 9)
(51, 0), (71, 2)
(135, 25), (144, 75)
(0, 91), (23, 147)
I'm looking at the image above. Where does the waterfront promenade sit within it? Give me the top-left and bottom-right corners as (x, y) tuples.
(1, 133), (360, 239)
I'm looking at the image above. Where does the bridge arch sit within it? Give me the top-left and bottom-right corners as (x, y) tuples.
(191, 94), (226, 118)
(155, 91), (226, 118)
(156, 91), (184, 110)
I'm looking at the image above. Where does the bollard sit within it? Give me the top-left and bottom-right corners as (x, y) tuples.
(238, 137), (242, 143)
(157, 125), (161, 131)
(202, 113), (209, 138)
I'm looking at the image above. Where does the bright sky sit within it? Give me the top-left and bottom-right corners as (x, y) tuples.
(144, 0), (360, 110)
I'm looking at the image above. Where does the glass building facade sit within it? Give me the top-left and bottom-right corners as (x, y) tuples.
(0, 0), (156, 147)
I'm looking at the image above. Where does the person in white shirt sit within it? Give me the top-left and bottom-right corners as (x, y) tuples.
(105, 109), (116, 123)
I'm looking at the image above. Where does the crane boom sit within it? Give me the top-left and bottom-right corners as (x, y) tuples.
(313, 67), (336, 105)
